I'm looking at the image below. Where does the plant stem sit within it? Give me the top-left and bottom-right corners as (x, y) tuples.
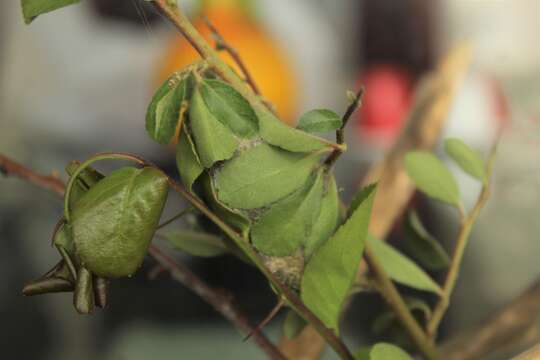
(324, 87), (364, 168)
(427, 143), (498, 338)
(365, 245), (439, 359)
(0, 154), (65, 196)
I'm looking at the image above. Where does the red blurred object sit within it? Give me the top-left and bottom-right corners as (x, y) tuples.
(357, 64), (413, 146)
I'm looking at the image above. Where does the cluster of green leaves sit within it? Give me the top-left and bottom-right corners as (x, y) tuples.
(145, 62), (378, 334)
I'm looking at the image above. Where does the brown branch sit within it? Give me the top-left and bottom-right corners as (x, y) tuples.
(0, 154), (287, 360)
(0, 154), (65, 196)
(202, 16), (262, 96)
(439, 280), (540, 360)
(148, 246), (287, 360)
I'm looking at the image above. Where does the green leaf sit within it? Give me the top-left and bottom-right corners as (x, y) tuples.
(283, 310), (307, 339)
(145, 75), (191, 145)
(176, 126), (204, 192)
(251, 170), (324, 256)
(21, 0), (80, 24)
(257, 108), (336, 153)
(372, 297), (431, 335)
(405, 151), (460, 206)
(348, 183), (377, 218)
(301, 185), (376, 330)
(71, 167), (169, 278)
(297, 109), (342, 133)
(200, 78), (258, 138)
(369, 343), (413, 360)
(444, 137), (486, 182)
(214, 142), (324, 209)
(303, 173), (340, 259)
(353, 347), (371, 360)
(402, 211), (450, 271)
(189, 87), (238, 168)
(366, 235), (442, 295)
(165, 230), (228, 257)
(200, 173), (251, 237)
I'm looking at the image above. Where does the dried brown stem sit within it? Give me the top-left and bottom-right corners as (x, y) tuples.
(0, 154), (286, 360)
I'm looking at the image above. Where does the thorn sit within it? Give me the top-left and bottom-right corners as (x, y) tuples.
(243, 297), (285, 342)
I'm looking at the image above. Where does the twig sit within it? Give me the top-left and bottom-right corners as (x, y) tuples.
(0, 154), (65, 196)
(324, 87), (364, 168)
(245, 297), (286, 341)
(440, 280), (540, 360)
(0, 154), (287, 360)
(156, 207), (194, 229)
(202, 16), (262, 96)
(427, 142), (497, 338)
(148, 246), (288, 360)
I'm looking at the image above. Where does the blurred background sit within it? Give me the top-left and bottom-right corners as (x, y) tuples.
(1, 0), (539, 359)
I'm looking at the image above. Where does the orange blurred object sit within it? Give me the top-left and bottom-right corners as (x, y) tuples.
(155, 3), (299, 124)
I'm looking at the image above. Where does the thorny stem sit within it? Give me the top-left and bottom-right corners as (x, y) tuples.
(151, 1), (354, 358)
(365, 245), (439, 360)
(0, 154), (286, 360)
(427, 142), (498, 338)
(324, 87), (365, 168)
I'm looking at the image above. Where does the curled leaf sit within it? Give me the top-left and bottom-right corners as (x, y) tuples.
(146, 74), (191, 145)
(257, 108), (338, 153)
(251, 170), (324, 257)
(303, 173), (340, 259)
(71, 167), (169, 278)
(176, 125), (204, 192)
(189, 87), (238, 168)
(200, 78), (258, 138)
(214, 143), (324, 209)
